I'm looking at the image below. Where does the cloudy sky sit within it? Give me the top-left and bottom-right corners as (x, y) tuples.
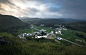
(0, 0), (86, 19)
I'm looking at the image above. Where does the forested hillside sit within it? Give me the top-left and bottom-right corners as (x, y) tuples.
(21, 18), (86, 32)
(64, 21), (86, 32)
(0, 14), (30, 35)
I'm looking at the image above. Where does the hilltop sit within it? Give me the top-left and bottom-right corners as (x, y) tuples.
(0, 14), (29, 29)
(0, 14), (30, 35)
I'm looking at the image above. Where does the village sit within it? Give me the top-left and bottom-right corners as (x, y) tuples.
(18, 24), (67, 40)
(17, 25), (86, 47)
(0, 24), (86, 47)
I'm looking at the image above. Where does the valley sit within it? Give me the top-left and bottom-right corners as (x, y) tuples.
(0, 15), (86, 55)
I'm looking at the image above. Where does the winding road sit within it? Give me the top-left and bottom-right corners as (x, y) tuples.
(31, 25), (86, 47)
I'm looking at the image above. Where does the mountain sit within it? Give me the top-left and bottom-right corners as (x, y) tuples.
(0, 14), (30, 31)
(21, 18), (83, 27)
(21, 18), (68, 27)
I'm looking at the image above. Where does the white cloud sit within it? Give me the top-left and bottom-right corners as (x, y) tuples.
(0, 0), (86, 19)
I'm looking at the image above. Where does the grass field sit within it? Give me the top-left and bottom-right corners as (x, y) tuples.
(18, 26), (86, 42)
(0, 26), (86, 55)
(17, 25), (86, 45)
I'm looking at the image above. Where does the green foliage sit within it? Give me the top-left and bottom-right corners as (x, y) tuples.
(0, 15), (29, 29)
(0, 32), (86, 55)
(0, 32), (15, 38)
(74, 31), (86, 40)
(21, 18), (86, 32)
(65, 21), (86, 32)
(57, 29), (85, 42)
(0, 15), (30, 36)
(18, 28), (33, 34)
(21, 18), (66, 27)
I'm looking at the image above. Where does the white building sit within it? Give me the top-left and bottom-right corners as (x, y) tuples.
(34, 32), (40, 34)
(63, 28), (67, 30)
(35, 35), (47, 38)
(50, 31), (54, 34)
(55, 30), (62, 35)
(40, 29), (46, 33)
(40, 24), (44, 27)
(55, 28), (59, 31)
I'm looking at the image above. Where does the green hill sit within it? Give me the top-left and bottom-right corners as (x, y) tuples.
(21, 18), (67, 27)
(64, 21), (86, 32)
(0, 14), (30, 34)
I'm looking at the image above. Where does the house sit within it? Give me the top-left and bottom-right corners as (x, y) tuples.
(40, 29), (46, 33)
(59, 27), (62, 30)
(50, 27), (52, 29)
(50, 31), (54, 34)
(26, 34), (33, 37)
(62, 25), (64, 27)
(18, 35), (26, 39)
(55, 28), (59, 31)
(34, 32), (40, 35)
(40, 24), (44, 27)
(55, 30), (62, 35)
(46, 31), (55, 37)
(35, 35), (47, 38)
(63, 28), (67, 30)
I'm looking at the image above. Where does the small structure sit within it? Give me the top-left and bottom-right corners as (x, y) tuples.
(55, 28), (59, 31)
(35, 35), (47, 38)
(40, 24), (44, 27)
(58, 25), (61, 27)
(34, 32), (40, 35)
(59, 27), (62, 30)
(63, 28), (67, 30)
(50, 31), (54, 36)
(46, 31), (55, 37)
(30, 25), (34, 28)
(40, 29), (46, 32)
(40, 29), (46, 34)
(50, 27), (52, 29)
(62, 25), (64, 27)
(56, 37), (63, 40)
(18, 35), (26, 39)
(55, 30), (62, 35)
(50, 31), (54, 34)
(26, 34), (33, 37)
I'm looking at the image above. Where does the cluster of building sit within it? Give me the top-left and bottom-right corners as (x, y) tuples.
(18, 33), (33, 39)
(18, 29), (56, 39)
(18, 25), (67, 40)
(39, 24), (45, 27)
(55, 25), (67, 35)
(34, 29), (56, 39)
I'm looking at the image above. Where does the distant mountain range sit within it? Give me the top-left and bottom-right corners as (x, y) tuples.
(21, 17), (86, 32)
(20, 17), (86, 21)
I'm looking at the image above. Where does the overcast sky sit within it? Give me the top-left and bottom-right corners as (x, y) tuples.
(0, 0), (86, 19)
